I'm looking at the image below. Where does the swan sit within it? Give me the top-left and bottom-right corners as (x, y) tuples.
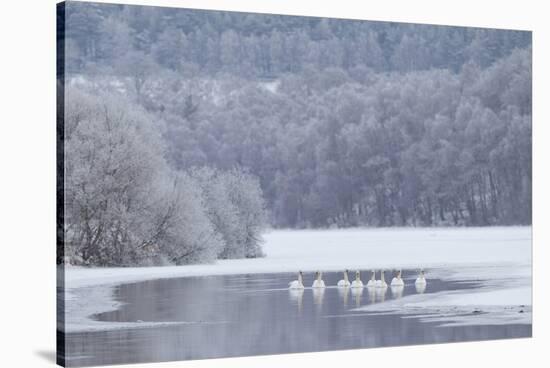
(350, 270), (364, 288)
(312, 271), (326, 288)
(366, 270), (376, 288)
(375, 270), (387, 288)
(415, 268), (427, 286)
(337, 269), (351, 287)
(288, 271), (305, 289)
(390, 270), (405, 287)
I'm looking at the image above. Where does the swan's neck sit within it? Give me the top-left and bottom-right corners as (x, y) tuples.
(371, 272), (375, 281)
(298, 273), (303, 284)
(381, 272), (385, 282)
(344, 272), (349, 282)
(317, 273), (322, 281)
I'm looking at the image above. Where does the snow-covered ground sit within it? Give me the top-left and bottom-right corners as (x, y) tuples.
(353, 263), (531, 326)
(61, 227), (532, 332)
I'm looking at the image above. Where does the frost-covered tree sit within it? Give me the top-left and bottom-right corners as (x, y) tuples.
(189, 167), (243, 259)
(115, 50), (157, 103)
(64, 2), (530, 78)
(62, 2), (532, 230)
(222, 169), (268, 258)
(64, 88), (225, 266)
(152, 174), (223, 265)
(190, 167), (267, 259)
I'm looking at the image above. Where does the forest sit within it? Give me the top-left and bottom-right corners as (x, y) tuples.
(59, 2), (532, 265)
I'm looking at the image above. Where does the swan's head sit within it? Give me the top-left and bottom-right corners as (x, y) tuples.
(419, 268), (425, 276)
(397, 269), (402, 278)
(355, 270), (361, 279)
(371, 270), (376, 279)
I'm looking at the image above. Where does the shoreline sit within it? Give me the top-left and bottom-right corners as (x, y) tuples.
(60, 262), (532, 333)
(60, 227), (532, 333)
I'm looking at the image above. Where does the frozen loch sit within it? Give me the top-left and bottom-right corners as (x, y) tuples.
(59, 227), (532, 367)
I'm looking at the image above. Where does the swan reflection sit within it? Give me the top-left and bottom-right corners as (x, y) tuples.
(351, 286), (363, 307)
(390, 285), (404, 299)
(312, 287), (325, 307)
(367, 286), (376, 304)
(337, 286), (350, 307)
(415, 282), (426, 294)
(375, 286), (387, 302)
(288, 288), (304, 312)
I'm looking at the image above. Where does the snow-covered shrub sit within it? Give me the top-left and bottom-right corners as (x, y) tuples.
(63, 87), (267, 266)
(64, 88), (221, 266)
(222, 168), (268, 258)
(190, 167), (268, 259)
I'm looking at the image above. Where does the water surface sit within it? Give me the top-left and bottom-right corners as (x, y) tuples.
(60, 270), (531, 367)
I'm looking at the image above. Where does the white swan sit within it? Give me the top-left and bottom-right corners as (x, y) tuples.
(375, 270), (388, 288)
(312, 271), (326, 288)
(288, 271), (304, 289)
(366, 270), (376, 288)
(415, 268), (427, 286)
(350, 270), (364, 288)
(390, 270), (405, 287)
(337, 269), (351, 287)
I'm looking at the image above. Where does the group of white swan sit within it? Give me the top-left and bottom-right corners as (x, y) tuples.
(289, 269), (427, 289)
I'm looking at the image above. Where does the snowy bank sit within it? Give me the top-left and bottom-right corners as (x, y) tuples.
(61, 227), (531, 332)
(64, 227), (531, 289)
(352, 262), (531, 326)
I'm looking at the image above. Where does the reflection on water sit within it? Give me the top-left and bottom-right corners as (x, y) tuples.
(416, 282), (427, 294)
(375, 287), (387, 302)
(288, 288), (304, 312)
(367, 286), (377, 304)
(337, 287), (349, 307)
(312, 287), (325, 308)
(350, 287), (363, 307)
(60, 270), (532, 367)
(391, 285), (404, 299)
